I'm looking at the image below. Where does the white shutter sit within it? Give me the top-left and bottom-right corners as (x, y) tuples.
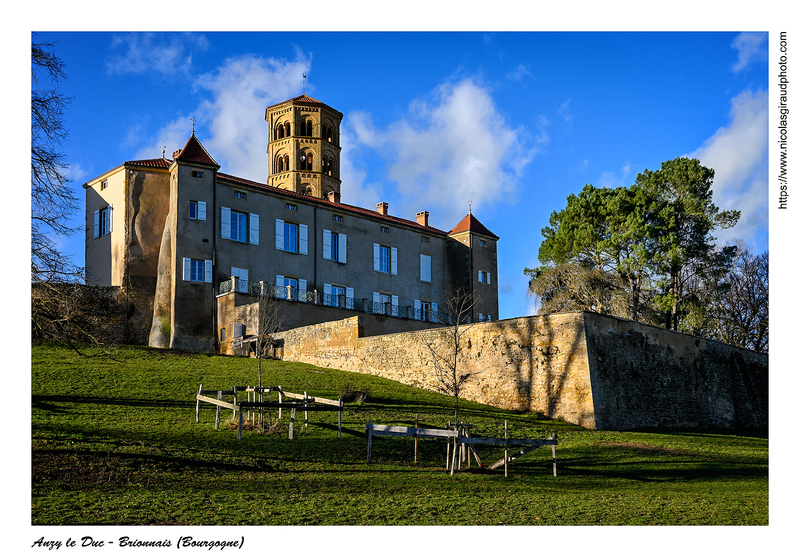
(299, 279), (307, 293)
(391, 247), (398, 276)
(204, 260), (212, 283)
(299, 224), (308, 255)
(420, 254), (431, 282)
(183, 258), (191, 281)
(221, 207), (231, 239)
(233, 322), (244, 338)
(487, 272), (491, 284)
(339, 233), (347, 263)
(198, 201), (206, 220)
(276, 275), (284, 286)
(373, 291), (381, 314)
(249, 213), (259, 245)
(108, 205), (113, 232)
(323, 229), (331, 260)
(275, 219), (284, 250)
(373, 244), (380, 272)
(391, 295), (399, 317)
(346, 287), (354, 308)
(414, 299), (421, 320)
(93, 210), (100, 238)
(432, 302), (438, 323)
(323, 283), (332, 306)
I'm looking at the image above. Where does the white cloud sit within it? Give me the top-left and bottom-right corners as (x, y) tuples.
(557, 100), (572, 122)
(106, 33), (209, 77)
(731, 32), (767, 74)
(597, 162), (632, 189)
(136, 52), (310, 182)
(506, 63), (533, 81)
(688, 89), (768, 250)
(349, 78), (535, 227)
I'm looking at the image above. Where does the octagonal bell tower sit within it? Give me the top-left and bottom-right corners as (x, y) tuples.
(265, 94), (343, 200)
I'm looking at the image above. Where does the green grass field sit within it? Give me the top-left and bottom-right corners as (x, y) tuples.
(31, 343), (768, 526)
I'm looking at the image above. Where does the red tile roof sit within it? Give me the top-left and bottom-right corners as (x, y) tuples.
(173, 134), (219, 168)
(266, 95), (343, 117)
(217, 172), (450, 236)
(449, 212), (499, 239)
(124, 158), (173, 169)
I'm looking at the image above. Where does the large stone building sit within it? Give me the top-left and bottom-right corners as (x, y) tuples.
(83, 95), (500, 353)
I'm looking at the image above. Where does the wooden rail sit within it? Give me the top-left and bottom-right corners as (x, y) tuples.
(366, 419), (557, 477)
(195, 384), (344, 440)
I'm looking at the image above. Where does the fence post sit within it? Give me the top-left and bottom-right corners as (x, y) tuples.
(289, 407), (295, 440)
(338, 398), (343, 437)
(504, 420), (508, 478)
(238, 406), (244, 440)
(196, 384), (202, 423)
(366, 419), (373, 464)
(414, 414), (418, 464)
(552, 433), (558, 477)
(215, 391), (222, 430)
(278, 386), (282, 420)
(304, 391), (309, 428)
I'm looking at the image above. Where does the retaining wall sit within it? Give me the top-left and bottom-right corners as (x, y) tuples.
(273, 312), (768, 430)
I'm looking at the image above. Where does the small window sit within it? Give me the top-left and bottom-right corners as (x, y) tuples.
(101, 180), (108, 190)
(286, 203), (297, 211)
(478, 270), (491, 284)
(189, 260), (205, 282)
(480, 240), (487, 247)
(189, 201), (198, 219)
(421, 236), (430, 243)
(234, 190), (247, 200)
(192, 171), (204, 178)
(220, 328), (226, 342)
(380, 226), (390, 234)
(333, 214), (343, 222)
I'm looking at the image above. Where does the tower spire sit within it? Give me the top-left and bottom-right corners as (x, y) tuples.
(302, 73), (306, 94)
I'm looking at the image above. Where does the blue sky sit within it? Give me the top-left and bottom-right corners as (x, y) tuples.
(35, 30), (769, 319)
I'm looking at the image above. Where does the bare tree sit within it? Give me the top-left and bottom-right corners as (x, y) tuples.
(255, 283), (285, 388)
(422, 288), (479, 424)
(31, 35), (80, 285)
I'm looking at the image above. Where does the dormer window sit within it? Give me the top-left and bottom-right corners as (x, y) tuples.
(234, 190), (246, 200)
(192, 171), (204, 178)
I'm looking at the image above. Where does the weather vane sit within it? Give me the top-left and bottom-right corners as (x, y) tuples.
(190, 117), (196, 135)
(302, 74), (307, 94)
(468, 199), (472, 214)
(161, 141), (166, 158)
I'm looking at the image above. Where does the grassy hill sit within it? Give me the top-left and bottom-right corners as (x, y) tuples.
(31, 344), (768, 525)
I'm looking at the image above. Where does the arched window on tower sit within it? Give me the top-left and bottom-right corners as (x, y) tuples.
(306, 153), (313, 171)
(283, 154), (289, 171)
(276, 156), (282, 173)
(306, 120), (313, 137)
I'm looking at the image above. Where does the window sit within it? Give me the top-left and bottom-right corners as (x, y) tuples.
(380, 226), (390, 234)
(420, 254), (432, 282)
(275, 275), (307, 300)
(421, 236), (429, 243)
(478, 270), (491, 284)
(93, 205), (113, 238)
(192, 170), (204, 178)
(231, 266), (248, 293)
(333, 214), (343, 222)
(373, 244), (396, 275)
(220, 328), (226, 342)
(324, 283), (353, 308)
(323, 230), (347, 263)
(189, 200), (206, 220)
(480, 240), (487, 247)
(275, 219), (308, 254)
(101, 180), (108, 190)
(234, 190), (246, 200)
(414, 300), (438, 322)
(221, 208), (258, 244)
(286, 203), (297, 211)
(373, 292), (398, 316)
(182, 258), (212, 283)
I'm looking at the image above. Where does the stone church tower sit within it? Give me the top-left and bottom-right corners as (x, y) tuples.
(265, 94), (343, 201)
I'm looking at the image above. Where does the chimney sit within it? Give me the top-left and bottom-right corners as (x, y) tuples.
(416, 211), (429, 227)
(327, 191), (341, 204)
(377, 202), (389, 216)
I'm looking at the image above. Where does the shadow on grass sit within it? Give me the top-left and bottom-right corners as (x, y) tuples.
(33, 395), (193, 410)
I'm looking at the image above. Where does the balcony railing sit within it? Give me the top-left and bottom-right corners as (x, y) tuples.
(218, 277), (456, 324)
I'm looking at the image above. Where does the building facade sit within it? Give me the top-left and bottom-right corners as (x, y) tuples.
(83, 95), (500, 354)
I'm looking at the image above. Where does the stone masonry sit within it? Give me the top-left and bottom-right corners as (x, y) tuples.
(273, 311), (767, 430)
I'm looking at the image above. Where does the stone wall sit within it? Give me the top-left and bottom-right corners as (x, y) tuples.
(273, 312), (768, 430)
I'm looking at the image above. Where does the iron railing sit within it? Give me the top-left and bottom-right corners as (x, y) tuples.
(218, 279), (457, 324)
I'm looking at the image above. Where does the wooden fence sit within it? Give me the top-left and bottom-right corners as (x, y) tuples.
(366, 419), (557, 477)
(195, 384), (344, 440)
